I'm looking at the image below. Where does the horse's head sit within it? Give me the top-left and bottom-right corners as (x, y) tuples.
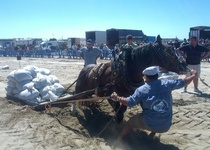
(154, 35), (188, 74)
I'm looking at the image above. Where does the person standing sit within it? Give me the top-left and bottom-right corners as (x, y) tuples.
(71, 39), (102, 116)
(178, 36), (210, 94)
(111, 66), (197, 139)
(80, 39), (102, 67)
(71, 43), (78, 59)
(168, 40), (174, 48)
(124, 34), (138, 48)
(181, 38), (189, 47)
(174, 39), (180, 57)
(112, 43), (120, 60)
(174, 39), (180, 49)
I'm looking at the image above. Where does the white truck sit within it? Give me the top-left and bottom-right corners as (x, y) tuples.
(40, 39), (59, 50)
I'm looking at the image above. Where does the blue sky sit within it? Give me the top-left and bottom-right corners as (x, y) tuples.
(0, 0), (209, 40)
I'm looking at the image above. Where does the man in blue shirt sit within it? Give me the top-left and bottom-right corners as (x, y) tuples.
(80, 39), (102, 66)
(111, 66), (197, 139)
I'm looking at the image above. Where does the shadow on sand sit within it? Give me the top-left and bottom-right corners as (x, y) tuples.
(185, 91), (210, 98)
(74, 107), (179, 150)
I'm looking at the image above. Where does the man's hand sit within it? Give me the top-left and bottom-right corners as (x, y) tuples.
(111, 92), (129, 106)
(110, 92), (118, 101)
(190, 69), (198, 77)
(184, 69), (198, 86)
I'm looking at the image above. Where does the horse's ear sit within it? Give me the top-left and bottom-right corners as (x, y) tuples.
(155, 35), (162, 45)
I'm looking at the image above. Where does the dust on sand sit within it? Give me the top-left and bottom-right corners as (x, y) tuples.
(0, 57), (210, 150)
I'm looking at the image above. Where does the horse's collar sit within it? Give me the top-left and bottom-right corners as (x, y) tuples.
(111, 51), (144, 92)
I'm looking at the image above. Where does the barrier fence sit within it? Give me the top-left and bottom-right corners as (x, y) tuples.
(1, 49), (209, 60)
(0, 49), (113, 59)
(0, 49), (71, 58)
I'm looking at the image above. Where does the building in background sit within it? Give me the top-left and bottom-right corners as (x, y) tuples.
(106, 28), (146, 49)
(189, 26), (210, 40)
(0, 39), (13, 49)
(0, 38), (42, 50)
(146, 36), (156, 43)
(67, 38), (86, 49)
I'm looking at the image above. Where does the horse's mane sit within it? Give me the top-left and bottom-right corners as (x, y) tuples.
(130, 42), (172, 65)
(130, 43), (156, 65)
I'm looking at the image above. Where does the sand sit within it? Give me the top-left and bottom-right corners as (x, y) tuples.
(0, 57), (210, 150)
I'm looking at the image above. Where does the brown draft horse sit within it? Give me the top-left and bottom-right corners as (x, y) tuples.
(74, 35), (187, 123)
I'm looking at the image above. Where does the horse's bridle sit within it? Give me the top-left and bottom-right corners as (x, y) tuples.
(152, 43), (181, 70)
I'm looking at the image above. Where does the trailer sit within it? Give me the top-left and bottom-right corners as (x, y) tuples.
(106, 28), (146, 49)
(189, 26), (210, 40)
(85, 31), (106, 45)
(67, 38), (86, 48)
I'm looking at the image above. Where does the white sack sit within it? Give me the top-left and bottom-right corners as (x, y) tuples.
(47, 75), (59, 84)
(12, 88), (20, 95)
(48, 91), (58, 102)
(38, 68), (51, 75)
(5, 86), (13, 94)
(51, 83), (64, 96)
(23, 65), (38, 78)
(41, 93), (50, 100)
(14, 69), (33, 82)
(18, 88), (39, 100)
(39, 86), (51, 97)
(7, 70), (17, 82)
(33, 73), (50, 89)
(7, 80), (16, 88)
(30, 96), (42, 102)
(16, 80), (32, 91)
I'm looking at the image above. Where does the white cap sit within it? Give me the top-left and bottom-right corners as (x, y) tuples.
(142, 66), (158, 76)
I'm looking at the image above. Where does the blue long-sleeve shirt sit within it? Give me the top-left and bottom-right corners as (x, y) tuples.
(126, 79), (185, 131)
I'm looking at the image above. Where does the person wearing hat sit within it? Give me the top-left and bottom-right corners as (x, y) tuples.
(80, 39), (102, 66)
(111, 66), (197, 139)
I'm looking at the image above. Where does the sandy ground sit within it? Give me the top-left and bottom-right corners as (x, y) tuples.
(0, 57), (210, 150)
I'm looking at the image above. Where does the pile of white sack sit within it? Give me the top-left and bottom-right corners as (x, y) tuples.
(5, 65), (64, 103)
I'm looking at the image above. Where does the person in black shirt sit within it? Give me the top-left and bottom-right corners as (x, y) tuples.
(174, 39), (180, 49)
(178, 36), (210, 94)
(174, 39), (181, 57)
(181, 38), (189, 47)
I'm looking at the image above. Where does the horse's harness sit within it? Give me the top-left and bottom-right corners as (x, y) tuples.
(89, 47), (142, 95)
(90, 43), (183, 96)
(111, 46), (144, 92)
(152, 43), (184, 70)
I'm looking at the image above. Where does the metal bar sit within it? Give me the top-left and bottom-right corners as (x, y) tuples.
(58, 89), (95, 101)
(40, 96), (110, 105)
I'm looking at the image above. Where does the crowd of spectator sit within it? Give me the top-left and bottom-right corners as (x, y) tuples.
(0, 37), (210, 62)
(164, 38), (210, 61)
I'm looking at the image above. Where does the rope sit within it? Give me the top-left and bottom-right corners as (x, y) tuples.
(97, 104), (122, 136)
(60, 65), (95, 97)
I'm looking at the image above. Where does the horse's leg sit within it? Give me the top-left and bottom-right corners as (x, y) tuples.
(71, 70), (87, 116)
(115, 104), (127, 123)
(72, 65), (96, 115)
(107, 99), (127, 123)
